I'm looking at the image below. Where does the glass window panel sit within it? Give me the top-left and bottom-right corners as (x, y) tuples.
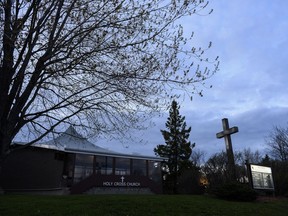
(95, 156), (113, 175)
(75, 154), (94, 166)
(74, 154), (94, 183)
(106, 157), (113, 175)
(63, 153), (74, 178)
(115, 158), (130, 175)
(132, 159), (146, 176)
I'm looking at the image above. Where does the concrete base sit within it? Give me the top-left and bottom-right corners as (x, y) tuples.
(85, 187), (154, 195)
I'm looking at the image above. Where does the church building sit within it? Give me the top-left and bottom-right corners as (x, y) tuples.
(0, 127), (164, 194)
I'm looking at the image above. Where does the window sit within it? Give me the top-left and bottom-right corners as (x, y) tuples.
(115, 158), (130, 175)
(95, 156), (113, 175)
(74, 154), (94, 183)
(132, 159), (147, 176)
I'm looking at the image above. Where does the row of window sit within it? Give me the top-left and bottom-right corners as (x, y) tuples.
(73, 154), (162, 183)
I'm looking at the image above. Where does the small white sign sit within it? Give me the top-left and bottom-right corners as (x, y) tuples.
(251, 165), (271, 173)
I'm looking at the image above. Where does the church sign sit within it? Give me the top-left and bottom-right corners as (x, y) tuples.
(249, 164), (274, 190)
(70, 173), (161, 194)
(103, 176), (141, 187)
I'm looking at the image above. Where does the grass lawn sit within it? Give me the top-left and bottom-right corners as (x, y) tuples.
(0, 194), (287, 216)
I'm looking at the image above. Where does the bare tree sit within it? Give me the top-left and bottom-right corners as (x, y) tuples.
(190, 149), (206, 167)
(203, 149), (262, 186)
(235, 148), (262, 165)
(0, 0), (219, 160)
(266, 126), (288, 162)
(202, 151), (228, 186)
(234, 148), (262, 184)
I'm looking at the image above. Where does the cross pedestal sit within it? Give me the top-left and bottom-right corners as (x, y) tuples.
(216, 118), (239, 182)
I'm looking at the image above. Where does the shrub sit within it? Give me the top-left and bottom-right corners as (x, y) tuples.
(213, 182), (258, 202)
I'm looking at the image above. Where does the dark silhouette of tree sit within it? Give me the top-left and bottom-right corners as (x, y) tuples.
(263, 126), (288, 195)
(202, 151), (228, 187)
(239, 148), (262, 165)
(266, 126), (288, 162)
(203, 148), (263, 187)
(260, 154), (288, 196)
(235, 148), (262, 184)
(154, 100), (195, 194)
(261, 154), (272, 166)
(270, 160), (288, 196)
(203, 146), (288, 196)
(0, 0), (218, 162)
(190, 149), (206, 167)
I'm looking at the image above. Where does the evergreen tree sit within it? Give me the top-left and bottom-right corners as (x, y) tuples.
(154, 100), (195, 193)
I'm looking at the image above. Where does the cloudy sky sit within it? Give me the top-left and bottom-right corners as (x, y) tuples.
(97, 0), (288, 159)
